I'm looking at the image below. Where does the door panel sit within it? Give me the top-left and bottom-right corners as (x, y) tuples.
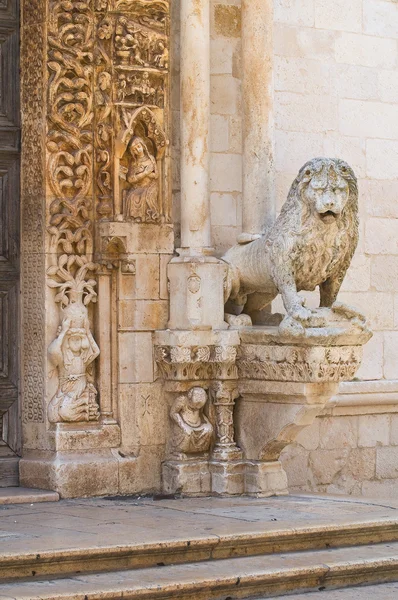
(0, 0), (20, 485)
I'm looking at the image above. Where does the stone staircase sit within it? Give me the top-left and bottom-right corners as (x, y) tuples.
(0, 495), (398, 598)
(0, 513), (398, 597)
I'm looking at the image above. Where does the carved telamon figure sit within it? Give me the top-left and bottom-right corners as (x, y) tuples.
(223, 158), (359, 334)
(48, 315), (100, 424)
(120, 135), (160, 222)
(170, 387), (213, 459)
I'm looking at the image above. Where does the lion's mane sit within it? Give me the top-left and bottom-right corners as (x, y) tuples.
(266, 157), (359, 295)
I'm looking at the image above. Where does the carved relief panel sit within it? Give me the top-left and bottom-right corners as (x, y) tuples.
(44, 0), (171, 424)
(94, 0), (170, 223)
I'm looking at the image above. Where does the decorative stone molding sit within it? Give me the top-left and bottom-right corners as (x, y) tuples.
(155, 345), (238, 381)
(21, 0), (46, 425)
(237, 307), (371, 384)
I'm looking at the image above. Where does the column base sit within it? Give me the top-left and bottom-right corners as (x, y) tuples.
(162, 459), (211, 495)
(209, 460), (245, 495)
(245, 460), (289, 497)
(19, 450), (119, 498)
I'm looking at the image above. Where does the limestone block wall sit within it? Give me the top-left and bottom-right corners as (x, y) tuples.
(281, 382), (398, 499)
(272, 0), (398, 499)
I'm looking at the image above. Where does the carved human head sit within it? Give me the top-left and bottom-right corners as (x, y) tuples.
(129, 136), (146, 158)
(297, 158), (357, 224)
(187, 387), (207, 410)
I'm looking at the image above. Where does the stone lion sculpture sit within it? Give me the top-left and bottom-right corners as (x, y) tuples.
(223, 157), (359, 332)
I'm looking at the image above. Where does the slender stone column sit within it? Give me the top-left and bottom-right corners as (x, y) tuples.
(168, 0), (227, 330)
(179, 0), (211, 254)
(241, 0), (275, 235)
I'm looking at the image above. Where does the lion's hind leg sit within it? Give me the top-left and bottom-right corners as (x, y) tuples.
(242, 292), (277, 326)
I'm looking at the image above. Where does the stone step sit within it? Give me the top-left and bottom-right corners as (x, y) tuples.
(0, 487), (59, 505)
(271, 582), (398, 599)
(1, 541), (398, 599)
(1, 516), (398, 581)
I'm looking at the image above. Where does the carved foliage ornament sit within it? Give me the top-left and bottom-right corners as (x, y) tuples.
(155, 345), (238, 381)
(238, 344), (363, 383)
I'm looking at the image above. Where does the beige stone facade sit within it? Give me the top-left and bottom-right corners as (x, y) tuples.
(3, 0), (396, 499)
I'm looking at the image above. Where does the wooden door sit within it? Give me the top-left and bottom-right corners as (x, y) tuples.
(0, 0), (20, 486)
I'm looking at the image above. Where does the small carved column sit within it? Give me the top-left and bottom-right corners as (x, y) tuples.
(241, 0), (275, 235)
(210, 381), (244, 495)
(211, 382), (242, 461)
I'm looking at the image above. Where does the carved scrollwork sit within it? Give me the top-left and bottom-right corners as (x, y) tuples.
(95, 14), (114, 219)
(47, 0), (94, 201)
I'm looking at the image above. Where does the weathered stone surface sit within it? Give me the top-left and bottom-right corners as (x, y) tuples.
(358, 415), (390, 448)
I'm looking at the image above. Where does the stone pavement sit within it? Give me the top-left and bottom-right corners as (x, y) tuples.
(1, 492), (398, 558)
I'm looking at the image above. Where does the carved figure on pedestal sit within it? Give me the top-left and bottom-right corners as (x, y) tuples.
(223, 158), (360, 335)
(169, 387), (213, 459)
(48, 314), (100, 424)
(47, 255), (100, 424)
(114, 106), (168, 221)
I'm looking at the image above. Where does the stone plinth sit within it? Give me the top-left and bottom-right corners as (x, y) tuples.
(155, 329), (242, 495)
(168, 256), (228, 331)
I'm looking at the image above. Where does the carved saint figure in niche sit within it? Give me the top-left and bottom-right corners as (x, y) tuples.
(48, 316), (100, 424)
(154, 40), (168, 69)
(170, 387), (213, 459)
(121, 135), (160, 223)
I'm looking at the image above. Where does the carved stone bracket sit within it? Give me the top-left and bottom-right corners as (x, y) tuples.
(156, 310), (372, 497)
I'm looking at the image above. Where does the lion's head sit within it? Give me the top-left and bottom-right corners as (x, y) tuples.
(287, 158), (358, 226)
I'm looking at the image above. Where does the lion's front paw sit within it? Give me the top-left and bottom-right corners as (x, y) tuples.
(290, 305), (312, 323)
(332, 301), (366, 323)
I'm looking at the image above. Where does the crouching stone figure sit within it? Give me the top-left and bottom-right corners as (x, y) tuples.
(222, 157), (361, 334)
(169, 387), (213, 459)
